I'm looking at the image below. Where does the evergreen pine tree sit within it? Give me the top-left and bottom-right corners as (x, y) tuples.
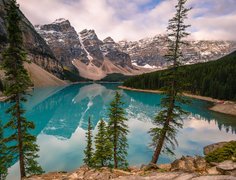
(108, 92), (129, 169)
(149, 0), (191, 164)
(83, 117), (94, 167)
(0, 119), (11, 180)
(93, 119), (112, 168)
(2, 0), (43, 178)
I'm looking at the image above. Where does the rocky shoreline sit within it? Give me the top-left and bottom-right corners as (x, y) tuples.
(27, 167), (236, 180)
(27, 142), (236, 180)
(118, 86), (236, 116)
(27, 160), (236, 180)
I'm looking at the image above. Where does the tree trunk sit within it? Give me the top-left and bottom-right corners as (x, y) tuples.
(114, 146), (117, 168)
(113, 125), (118, 168)
(151, 119), (170, 164)
(16, 95), (26, 179)
(151, 82), (176, 164)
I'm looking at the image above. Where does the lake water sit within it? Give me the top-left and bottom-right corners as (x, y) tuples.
(0, 83), (235, 180)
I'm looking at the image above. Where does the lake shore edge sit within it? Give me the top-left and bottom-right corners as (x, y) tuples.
(27, 140), (236, 180)
(118, 86), (236, 116)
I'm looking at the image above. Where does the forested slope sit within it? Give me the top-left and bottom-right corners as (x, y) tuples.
(123, 51), (236, 100)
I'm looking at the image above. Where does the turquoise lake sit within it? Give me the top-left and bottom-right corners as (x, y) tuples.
(0, 83), (235, 180)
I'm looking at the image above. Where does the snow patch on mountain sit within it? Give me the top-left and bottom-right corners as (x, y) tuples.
(133, 63), (157, 69)
(78, 34), (93, 62)
(119, 35), (236, 68)
(53, 18), (68, 24)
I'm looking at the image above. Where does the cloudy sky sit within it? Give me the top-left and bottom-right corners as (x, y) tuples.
(17, 0), (236, 41)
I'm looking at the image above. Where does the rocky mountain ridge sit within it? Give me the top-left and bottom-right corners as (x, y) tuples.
(36, 18), (236, 75)
(0, 0), (64, 79)
(1, 3), (235, 82)
(36, 19), (139, 80)
(35, 18), (88, 69)
(119, 35), (236, 69)
(0, 0), (66, 87)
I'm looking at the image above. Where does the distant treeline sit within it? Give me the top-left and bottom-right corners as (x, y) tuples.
(100, 73), (131, 82)
(123, 51), (236, 101)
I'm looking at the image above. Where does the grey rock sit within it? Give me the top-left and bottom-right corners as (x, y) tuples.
(0, 0), (64, 79)
(216, 160), (236, 176)
(140, 163), (159, 171)
(79, 29), (104, 67)
(26, 167), (236, 180)
(36, 19), (134, 80)
(157, 164), (172, 171)
(36, 19), (88, 69)
(195, 156), (208, 172)
(192, 175), (236, 180)
(171, 156), (207, 173)
(118, 35), (236, 68)
(207, 166), (221, 175)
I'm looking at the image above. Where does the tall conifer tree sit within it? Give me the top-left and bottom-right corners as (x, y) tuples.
(93, 119), (112, 168)
(149, 0), (191, 164)
(83, 117), (93, 167)
(108, 92), (129, 169)
(2, 0), (43, 178)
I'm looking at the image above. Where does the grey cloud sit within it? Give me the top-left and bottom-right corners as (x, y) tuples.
(17, 0), (236, 41)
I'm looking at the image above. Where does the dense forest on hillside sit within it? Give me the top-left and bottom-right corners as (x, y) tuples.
(100, 73), (131, 82)
(123, 51), (236, 101)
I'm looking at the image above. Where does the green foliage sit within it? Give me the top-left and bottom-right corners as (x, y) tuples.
(83, 117), (94, 167)
(123, 51), (236, 101)
(0, 80), (3, 92)
(63, 68), (89, 82)
(108, 92), (129, 169)
(205, 141), (236, 163)
(100, 73), (131, 82)
(1, 0), (43, 177)
(0, 34), (8, 43)
(93, 120), (112, 168)
(0, 120), (11, 180)
(149, 0), (191, 164)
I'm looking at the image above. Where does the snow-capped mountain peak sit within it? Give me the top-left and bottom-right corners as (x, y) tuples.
(119, 35), (236, 68)
(35, 19), (140, 80)
(53, 18), (68, 24)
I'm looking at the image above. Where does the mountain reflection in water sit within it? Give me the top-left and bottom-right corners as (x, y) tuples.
(0, 83), (235, 180)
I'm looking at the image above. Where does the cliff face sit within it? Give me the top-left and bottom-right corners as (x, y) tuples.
(36, 19), (136, 80)
(0, 0), (64, 79)
(35, 19), (88, 70)
(102, 36), (132, 68)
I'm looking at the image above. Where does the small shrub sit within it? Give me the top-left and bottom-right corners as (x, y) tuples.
(205, 141), (236, 163)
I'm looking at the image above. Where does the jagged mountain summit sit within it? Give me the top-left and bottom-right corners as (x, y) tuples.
(36, 19), (144, 80)
(35, 18), (88, 70)
(36, 18), (236, 78)
(1, 4), (235, 83)
(119, 35), (236, 69)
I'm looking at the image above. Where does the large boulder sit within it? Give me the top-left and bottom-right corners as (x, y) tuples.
(216, 160), (236, 176)
(171, 156), (207, 173)
(140, 163), (159, 171)
(204, 141), (236, 163)
(204, 142), (230, 155)
(157, 164), (172, 171)
(207, 166), (221, 175)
